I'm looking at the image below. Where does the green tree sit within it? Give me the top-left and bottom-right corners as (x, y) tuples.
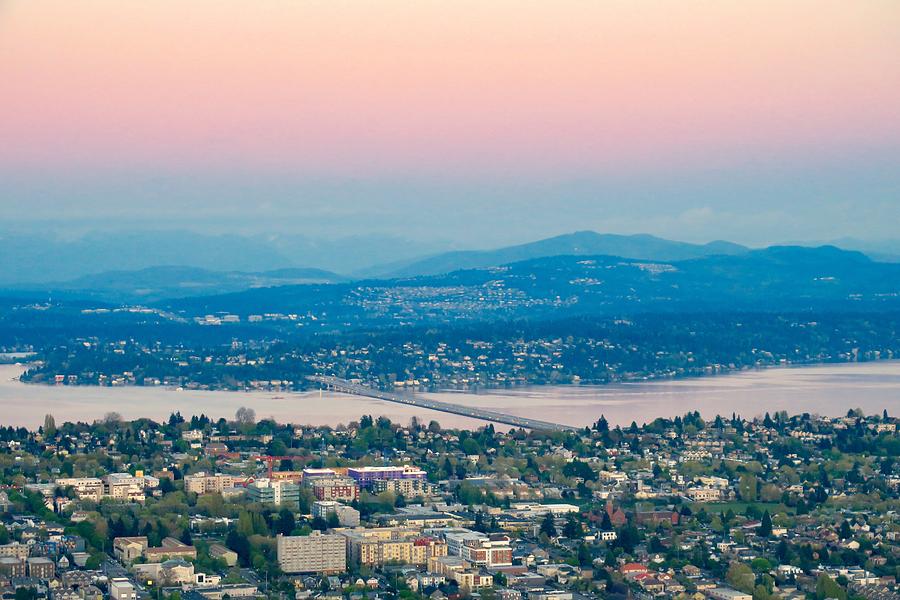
(815, 573), (847, 600)
(739, 473), (758, 502)
(726, 562), (756, 594)
(276, 508), (295, 535)
(14, 588), (37, 600)
(577, 542), (592, 567)
(563, 514), (582, 538)
(839, 520), (852, 540)
(43, 414), (56, 437)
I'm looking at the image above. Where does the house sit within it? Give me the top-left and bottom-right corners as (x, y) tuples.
(620, 563), (649, 578)
(683, 564), (702, 578)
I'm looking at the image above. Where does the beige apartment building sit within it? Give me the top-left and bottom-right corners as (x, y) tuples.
(104, 473), (150, 502)
(183, 473), (239, 495)
(0, 543), (31, 560)
(686, 487), (723, 502)
(342, 527), (447, 567)
(54, 477), (105, 502)
(276, 532), (346, 574)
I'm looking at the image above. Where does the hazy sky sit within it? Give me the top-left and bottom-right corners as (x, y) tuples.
(2, 1), (899, 246)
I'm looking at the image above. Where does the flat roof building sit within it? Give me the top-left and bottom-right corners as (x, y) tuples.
(277, 532), (346, 574)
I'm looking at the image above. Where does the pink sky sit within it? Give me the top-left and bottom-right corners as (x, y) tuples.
(2, 0), (899, 177)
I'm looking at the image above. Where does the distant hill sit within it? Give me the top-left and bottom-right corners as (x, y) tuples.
(10, 265), (346, 304)
(0, 229), (447, 284)
(165, 245), (900, 322)
(364, 231), (749, 277)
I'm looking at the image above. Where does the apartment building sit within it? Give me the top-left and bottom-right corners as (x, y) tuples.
(105, 473), (151, 502)
(686, 487), (723, 502)
(247, 478), (300, 508)
(371, 478), (437, 498)
(429, 556), (492, 589)
(310, 477), (359, 502)
(439, 529), (512, 568)
(342, 527), (447, 567)
(459, 534), (512, 568)
(0, 557), (25, 577)
(312, 500), (361, 526)
(54, 477), (105, 502)
(183, 472), (239, 495)
(347, 466), (426, 489)
(0, 542), (31, 560)
(276, 532), (346, 574)
(27, 557), (56, 579)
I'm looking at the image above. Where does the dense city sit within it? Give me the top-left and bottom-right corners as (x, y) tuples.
(0, 407), (896, 600)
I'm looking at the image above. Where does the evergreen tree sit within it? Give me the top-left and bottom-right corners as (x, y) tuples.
(758, 511), (773, 538)
(540, 512), (557, 538)
(839, 520), (853, 540)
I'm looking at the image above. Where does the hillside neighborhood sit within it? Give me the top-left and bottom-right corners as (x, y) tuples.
(0, 407), (895, 600)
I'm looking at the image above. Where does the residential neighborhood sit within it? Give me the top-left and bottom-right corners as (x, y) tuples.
(0, 408), (896, 600)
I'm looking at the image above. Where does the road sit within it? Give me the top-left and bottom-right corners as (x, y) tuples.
(307, 375), (578, 432)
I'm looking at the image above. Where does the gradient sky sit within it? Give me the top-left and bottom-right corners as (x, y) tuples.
(2, 1), (899, 246)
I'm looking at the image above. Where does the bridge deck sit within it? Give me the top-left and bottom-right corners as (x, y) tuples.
(307, 376), (577, 432)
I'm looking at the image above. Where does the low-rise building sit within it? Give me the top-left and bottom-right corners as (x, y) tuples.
(707, 588), (753, 600)
(54, 477), (105, 502)
(208, 543), (239, 567)
(113, 537), (149, 563)
(686, 487), (723, 502)
(312, 500), (361, 526)
(109, 578), (138, 600)
(184, 473), (239, 495)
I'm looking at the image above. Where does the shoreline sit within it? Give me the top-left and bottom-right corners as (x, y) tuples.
(13, 355), (898, 395)
(0, 360), (897, 430)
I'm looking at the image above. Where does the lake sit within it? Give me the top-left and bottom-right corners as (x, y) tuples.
(1, 361), (898, 430)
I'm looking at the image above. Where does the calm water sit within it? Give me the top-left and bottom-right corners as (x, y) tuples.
(1, 362), (897, 430)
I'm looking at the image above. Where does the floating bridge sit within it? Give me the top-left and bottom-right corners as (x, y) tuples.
(307, 375), (578, 432)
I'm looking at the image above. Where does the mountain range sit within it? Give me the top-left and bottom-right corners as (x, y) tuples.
(164, 245), (900, 325)
(363, 231), (749, 278)
(4, 230), (899, 305)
